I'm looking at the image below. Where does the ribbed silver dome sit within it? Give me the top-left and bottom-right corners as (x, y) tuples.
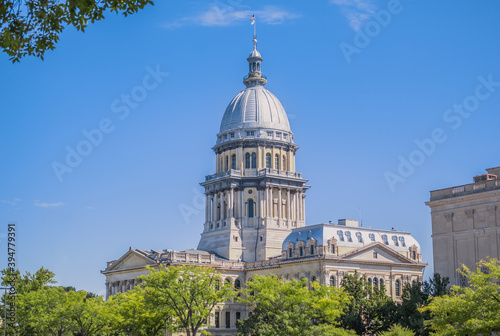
(220, 85), (291, 133)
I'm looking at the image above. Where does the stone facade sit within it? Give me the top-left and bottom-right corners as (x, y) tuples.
(426, 167), (500, 286)
(102, 35), (426, 336)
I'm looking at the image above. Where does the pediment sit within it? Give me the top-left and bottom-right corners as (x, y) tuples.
(340, 242), (415, 264)
(107, 249), (157, 271)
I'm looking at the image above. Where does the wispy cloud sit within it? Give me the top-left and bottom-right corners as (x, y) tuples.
(1, 198), (21, 206)
(330, 0), (377, 31)
(164, 5), (300, 29)
(34, 200), (65, 208)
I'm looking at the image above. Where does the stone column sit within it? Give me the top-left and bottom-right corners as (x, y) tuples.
(286, 189), (290, 221)
(205, 193), (210, 224)
(277, 187), (282, 220)
(212, 192), (217, 222)
(229, 186), (235, 218)
(302, 192), (306, 221)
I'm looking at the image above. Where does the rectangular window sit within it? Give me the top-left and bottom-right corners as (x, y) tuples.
(236, 312), (241, 321)
(267, 131), (273, 136)
(215, 312), (220, 328)
(246, 131), (255, 136)
(230, 132), (235, 138)
(223, 134), (227, 140)
(373, 252), (378, 259)
(276, 132), (281, 137)
(225, 311), (231, 328)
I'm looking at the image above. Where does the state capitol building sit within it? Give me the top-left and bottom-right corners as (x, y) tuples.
(102, 35), (427, 336)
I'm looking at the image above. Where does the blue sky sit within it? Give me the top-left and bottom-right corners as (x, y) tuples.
(1, 0), (500, 295)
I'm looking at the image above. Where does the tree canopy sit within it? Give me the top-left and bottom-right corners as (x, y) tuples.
(236, 274), (351, 336)
(424, 258), (500, 336)
(1, 0), (154, 62)
(140, 265), (234, 336)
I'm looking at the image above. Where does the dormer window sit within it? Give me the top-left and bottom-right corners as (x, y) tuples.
(337, 231), (344, 241)
(345, 231), (352, 242)
(223, 134), (227, 140)
(299, 246), (304, 257)
(288, 248), (293, 258)
(276, 132), (281, 138)
(230, 132), (235, 138)
(355, 232), (363, 243)
(392, 235), (399, 246)
(267, 131), (273, 137)
(399, 236), (406, 247)
(310, 245), (315, 255)
(283, 133), (287, 138)
(369, 233), (375, 241)
(246, 131), (255, 137)
(382, 235), (389, 245)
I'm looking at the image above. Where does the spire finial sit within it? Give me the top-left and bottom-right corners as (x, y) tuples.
(244, 13), (266, 88)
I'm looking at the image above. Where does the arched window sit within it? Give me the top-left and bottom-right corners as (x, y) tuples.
(382, 235), (389, 245)
(395, 279), (401, 296)
(251, 152), (257, 168)
(225, 156), (228, 171)
(231, 154), (236, 170)
(275, 154), (279, 170)
(380, 278), (384, 287)
(282, 156), (286, 171)
(368, 233), (375, 241)
(330, 276), (336, 287)
(234, 279), (241, 290)
(368, 278), (372, 286)
(337, 231), (344, 241)
(399, 236), (406, 247)
(248, 199), (254, 218)
(245, 153), (250, 168)
(266, 153), (271, 168)
(392, 235), (399, 246)
(345, 231), (352, 242)
(356, 232), (363, 243)
(373, 277), (378, 288)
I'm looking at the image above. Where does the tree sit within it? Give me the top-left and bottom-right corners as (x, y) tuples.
(107, 287), (169, 336)
(423, 273), (450, 297)
(309, 324), (357, 336)
(397, 282), (430, 336)
(19, 286), (79, 336)
(424, 258), (500, 335)
(140, 265), (234, 336)
(236, 275), (350, 336)
(379, 324), (415, 336)
(339, 271), (397, 335)
(1, 267), (58, 336)
(0, 0), (154, 62)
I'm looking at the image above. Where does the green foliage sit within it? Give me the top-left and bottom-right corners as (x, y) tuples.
(379, 324), (416, 336)
(236, 275), (350, 336)
(397, 282), (430, 336)
(0, 0), (154, 62)
(339, 271), (397, 335)
(107, 287), (168, 336)
(140, 264), (234, 336)
(309, 324), (358, 336)
(423, 273), (450, 297)
(424, 259), (500, 336)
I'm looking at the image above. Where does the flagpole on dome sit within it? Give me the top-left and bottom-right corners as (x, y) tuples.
(251, 13), (256, 45)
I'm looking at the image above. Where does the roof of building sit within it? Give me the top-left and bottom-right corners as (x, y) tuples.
(281, 222), (421, 253)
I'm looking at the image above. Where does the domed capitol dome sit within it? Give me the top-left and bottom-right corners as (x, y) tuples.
(218, 36), (292, 139)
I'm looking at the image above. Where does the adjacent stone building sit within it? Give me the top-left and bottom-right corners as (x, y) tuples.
(102, 35), (426, 336)
(427, 167), (500, 286)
